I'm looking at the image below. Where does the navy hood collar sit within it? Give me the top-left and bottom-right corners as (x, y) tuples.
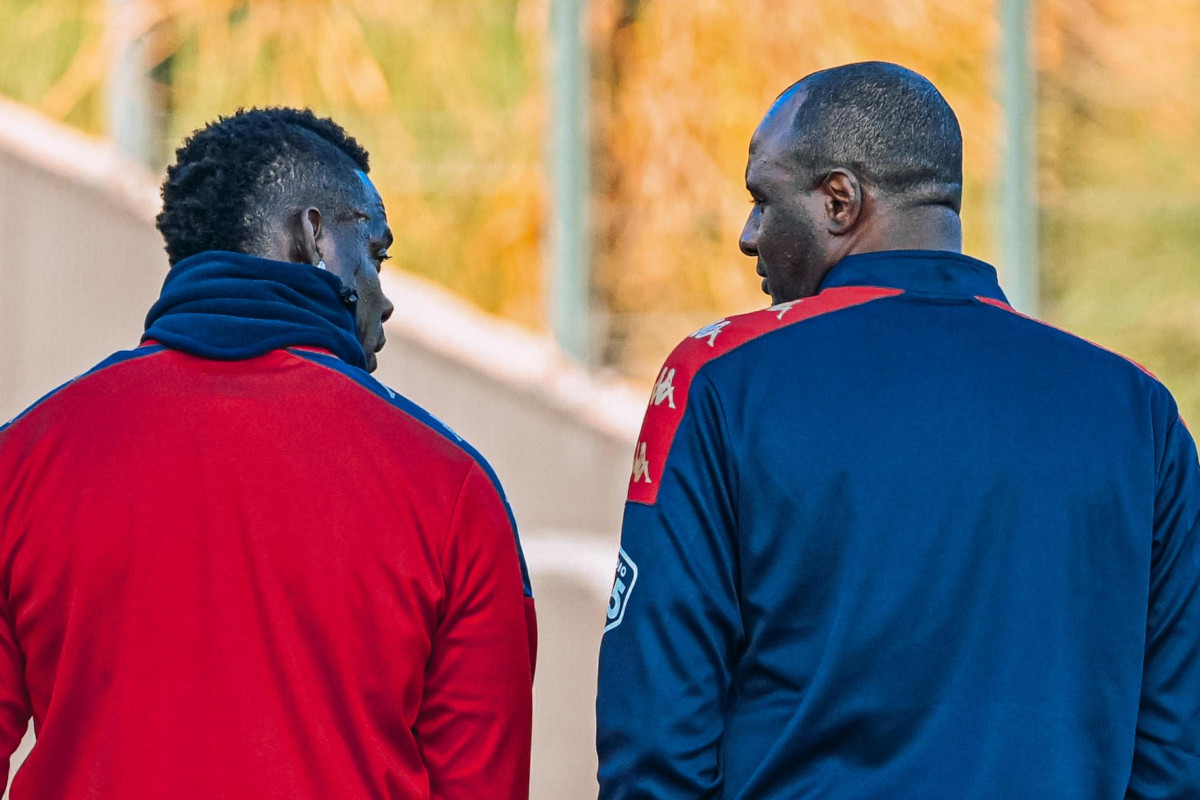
(142, 250), (368, 370)
(819, 250), (1009, 304)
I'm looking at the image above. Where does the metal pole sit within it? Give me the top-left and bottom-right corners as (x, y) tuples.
(107, 0), (157, 167)
(548, 0), (590, 362)
(999, 0), (1038, 315)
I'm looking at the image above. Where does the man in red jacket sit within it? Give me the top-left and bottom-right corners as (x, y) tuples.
(0, 108), (536, 799)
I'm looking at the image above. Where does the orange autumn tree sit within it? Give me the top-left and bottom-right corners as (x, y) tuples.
(589, 0), (1000, 375)
(0, 0), (1197, 417)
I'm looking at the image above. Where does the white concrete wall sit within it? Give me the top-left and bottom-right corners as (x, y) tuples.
(0, 98), (639, 799)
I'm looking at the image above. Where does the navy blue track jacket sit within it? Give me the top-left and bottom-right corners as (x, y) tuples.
(596, 250), (1200, 800)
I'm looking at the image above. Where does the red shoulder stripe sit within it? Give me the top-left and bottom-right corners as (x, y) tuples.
(627, 286), (903, 505)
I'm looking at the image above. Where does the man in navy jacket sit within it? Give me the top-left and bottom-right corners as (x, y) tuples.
(597, 62), (1200, 799)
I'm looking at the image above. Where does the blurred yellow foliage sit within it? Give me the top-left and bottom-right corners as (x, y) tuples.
(0, 0), (550, 324)
(589, 0), (1002, 372)
(0, 0), (1196, 418)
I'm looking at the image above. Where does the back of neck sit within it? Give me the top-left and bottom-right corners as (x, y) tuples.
(851, 205), (962, 256)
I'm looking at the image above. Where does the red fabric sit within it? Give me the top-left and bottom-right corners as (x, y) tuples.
(627, 287), (904, 504)
(0, 347), (535, 799)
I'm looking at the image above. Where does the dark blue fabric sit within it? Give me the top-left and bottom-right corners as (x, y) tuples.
(142, 250), (367, 370)
(819, 248), (1009, 303)
(597, 250), (1200, 800)
(287, 348), (534, 598)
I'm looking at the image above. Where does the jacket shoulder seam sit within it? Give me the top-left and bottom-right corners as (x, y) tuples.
(283, 348), (477, 465)
(626, 287), (902, 505)
(0, 345), (168, 437)
(974, 297), (1162, 384)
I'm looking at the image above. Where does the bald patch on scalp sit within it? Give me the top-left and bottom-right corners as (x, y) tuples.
(356, 169), (377, 200)
(356, 170), (386, 213)
(754, 85), (806, 147)
(745, 87), (810, 210)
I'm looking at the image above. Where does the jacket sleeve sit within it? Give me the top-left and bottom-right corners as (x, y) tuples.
(0, 589), (29, 787)
(1128, 412), (1200, 799)
(416, 462), (536, 800)
(597, 371), (741, 800)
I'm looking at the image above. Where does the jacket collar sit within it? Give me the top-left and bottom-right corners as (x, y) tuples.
(142, 250), (368, 370)
(819, 249), (1009, 304)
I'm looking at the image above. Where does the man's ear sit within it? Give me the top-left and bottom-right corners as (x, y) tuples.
(286, 207), (324, 266)
(819, 169), (863, 236)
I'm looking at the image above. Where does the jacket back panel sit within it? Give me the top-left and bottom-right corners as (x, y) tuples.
(0, 347), (487, 799)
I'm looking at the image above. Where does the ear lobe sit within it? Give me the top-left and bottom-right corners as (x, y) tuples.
(821, 169), (862, 236)
(286, 206), (324, 266)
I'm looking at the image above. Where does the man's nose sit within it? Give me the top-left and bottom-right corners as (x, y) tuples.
(380, 295), (395, 323)
(739, 215), (759, 257)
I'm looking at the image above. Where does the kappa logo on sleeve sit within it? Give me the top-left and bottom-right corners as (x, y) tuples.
(631, 442), (652, 484)
(604, 548), (639, 633)
(769, 299), (801, 320)
(651, 367), (677, 408)
(689, 319), (730, 347)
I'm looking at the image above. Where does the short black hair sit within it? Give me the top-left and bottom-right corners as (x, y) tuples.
(156, 107), (371, 265)
(787, 62), (963, 211)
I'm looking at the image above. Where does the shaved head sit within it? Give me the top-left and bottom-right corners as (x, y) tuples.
(772, 61), (963, 211)
(741, 62), (965, 304)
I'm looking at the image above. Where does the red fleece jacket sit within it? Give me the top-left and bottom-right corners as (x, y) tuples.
(0, 344), (536, 799)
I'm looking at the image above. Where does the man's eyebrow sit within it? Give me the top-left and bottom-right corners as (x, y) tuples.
(336, 207), (371, 224)
(354, 202), (387, 225)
